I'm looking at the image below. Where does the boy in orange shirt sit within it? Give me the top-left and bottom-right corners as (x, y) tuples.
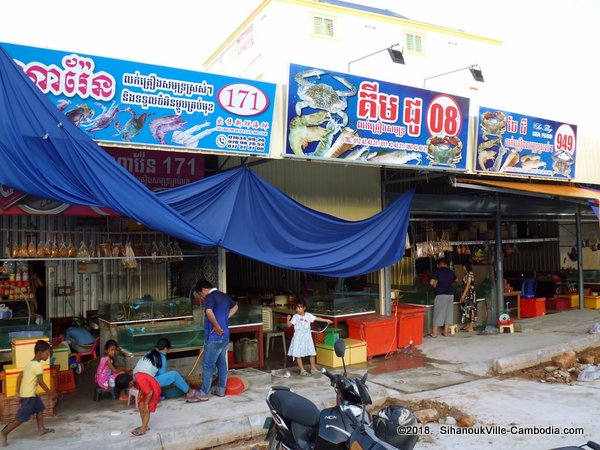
(1, 340), (57, 446)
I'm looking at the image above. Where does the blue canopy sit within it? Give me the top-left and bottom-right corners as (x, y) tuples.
(0, 44), (414, 277)
(158, 168), (414, 276)
(0, 45), (214, 247)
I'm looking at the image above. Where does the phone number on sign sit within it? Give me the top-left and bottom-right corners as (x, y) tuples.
(440, 425), (584, 435)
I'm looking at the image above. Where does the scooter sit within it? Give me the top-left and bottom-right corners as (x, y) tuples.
(265, 338), (418, 449)
(551, 442), (600, 450)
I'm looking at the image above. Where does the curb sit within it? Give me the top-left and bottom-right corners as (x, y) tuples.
(493, 334), (600, 374)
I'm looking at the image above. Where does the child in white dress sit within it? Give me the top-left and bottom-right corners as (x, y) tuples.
(287, 298), (332, 376)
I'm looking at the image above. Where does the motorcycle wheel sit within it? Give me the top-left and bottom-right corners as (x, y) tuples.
(267, 435), (280, 450)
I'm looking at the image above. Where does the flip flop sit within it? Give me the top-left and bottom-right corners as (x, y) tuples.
(299, 371), (311, 377)
(425, 333), (437, 338)
(131, 428), (147, 437)
(39, 428), (54, 436)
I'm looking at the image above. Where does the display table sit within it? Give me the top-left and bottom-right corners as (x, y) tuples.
(271, 306), (375, 329)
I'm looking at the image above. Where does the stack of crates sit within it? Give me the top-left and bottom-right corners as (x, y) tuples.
(52, 343), (77, 394)
(0, 336), (55, 422)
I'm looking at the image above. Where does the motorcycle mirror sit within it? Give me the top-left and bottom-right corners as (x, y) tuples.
(334, 339), (346, 358)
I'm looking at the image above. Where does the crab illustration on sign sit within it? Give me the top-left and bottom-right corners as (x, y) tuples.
(294, 68), (357, 127)
(114, 107), (153, 142)
(426, 135), (463, 167)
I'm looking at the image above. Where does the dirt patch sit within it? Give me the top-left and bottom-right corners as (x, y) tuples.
(504, 346), (600, 384)
(373, 397), (470, 424)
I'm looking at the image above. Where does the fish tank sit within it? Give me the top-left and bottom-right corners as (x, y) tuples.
(100, 296), (192, 323)
(230, 303), (262, 326)
(305, 294), (377, 316)
(0, 318), (52, 350)
(117, 321), (203, 353)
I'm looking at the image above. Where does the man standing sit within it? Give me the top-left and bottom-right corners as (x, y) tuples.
(196, 280), (238, 401)
(428, 258), (457, 337)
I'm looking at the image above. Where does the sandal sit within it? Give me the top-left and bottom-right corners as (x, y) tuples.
(299, 370), (311, 377)
(425, 333), (437, 338)
(131, 427), (147, 437)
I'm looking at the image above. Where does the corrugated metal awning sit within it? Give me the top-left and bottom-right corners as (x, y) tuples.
(454, 178), (600, 204)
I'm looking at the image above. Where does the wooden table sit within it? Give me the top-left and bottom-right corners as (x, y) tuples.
(503, 290), (522, 319)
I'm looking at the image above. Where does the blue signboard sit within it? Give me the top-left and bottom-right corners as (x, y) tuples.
(285, 63), (470, 170)
(475, 106), (577, 179)
(2, 42), (276, 155)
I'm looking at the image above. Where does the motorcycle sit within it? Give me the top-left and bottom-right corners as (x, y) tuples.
(265, 338), (418, 449)
(552, 443), (600, 450)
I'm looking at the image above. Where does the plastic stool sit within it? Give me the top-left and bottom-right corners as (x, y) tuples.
(128, 387), (139, 408)
(94, 386), (117, 401)
(265, 331), (287, 358)
(447, 324), (458, 335)
(499, 324), (515, 334)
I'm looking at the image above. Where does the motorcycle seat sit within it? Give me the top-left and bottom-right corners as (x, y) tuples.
(271, 389), (320, 427)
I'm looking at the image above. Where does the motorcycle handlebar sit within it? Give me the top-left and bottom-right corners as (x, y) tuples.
(321, 367), (336, 381)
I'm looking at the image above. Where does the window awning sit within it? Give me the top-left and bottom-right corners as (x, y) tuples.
(454, 178), (600, 205)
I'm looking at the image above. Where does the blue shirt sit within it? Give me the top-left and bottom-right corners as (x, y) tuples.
(66, 326), (94, 345)
(133, 351), (166, 377)
(430, 267), (457, 296)
(204, 290), (236, 341)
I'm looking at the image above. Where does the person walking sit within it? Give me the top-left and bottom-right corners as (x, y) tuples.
(195, 280), (238, 401)
(428, 258), (457, 337)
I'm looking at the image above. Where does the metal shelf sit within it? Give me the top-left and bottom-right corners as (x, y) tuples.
(448, 237), (559, 246)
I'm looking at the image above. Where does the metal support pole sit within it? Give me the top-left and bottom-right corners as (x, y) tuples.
(379, 167), (391, 316)
(495, 195), (503, 323)
(576, 206), (584, 309)
(218, 247), (227, 293)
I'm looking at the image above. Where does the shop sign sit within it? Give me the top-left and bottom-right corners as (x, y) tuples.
(2, 42), (276, 156)
(285, 63), (470, 171)
(0, 147), (203, 216)
(475, 106), (577, 179)
(103, 148), (204, 191)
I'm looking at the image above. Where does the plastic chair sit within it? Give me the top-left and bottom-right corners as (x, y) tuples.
(262, 307), (287, 359)
(75, 336), (99, 364)
(521, 279), (537, 298)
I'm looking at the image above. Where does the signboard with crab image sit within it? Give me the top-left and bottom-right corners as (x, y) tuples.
(1, 42), (276, 156)
(285, 63), (470, 170)
(475, 106), (577, 179)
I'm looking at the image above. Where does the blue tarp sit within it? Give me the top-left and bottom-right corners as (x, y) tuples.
(158, 168), (414, 276)
(0, 44), (414, 277)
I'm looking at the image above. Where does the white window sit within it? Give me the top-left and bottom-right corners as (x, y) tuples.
(313, 16), (334, 37)
(406, 33), (423, 53)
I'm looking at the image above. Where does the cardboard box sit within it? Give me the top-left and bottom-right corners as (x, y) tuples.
(11, 337), (50, 369)
(1, 364), (52, 397)
(584, 296), (600, 310)
(52, 347), (70, 371)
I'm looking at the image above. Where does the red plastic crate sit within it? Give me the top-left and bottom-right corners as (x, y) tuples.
(347, 315), (396, 358)
(546, 297), (570, 311)
(393, 304), (426, 347)
(521, 297), (546, 318)
(57, 369), (77, 394)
